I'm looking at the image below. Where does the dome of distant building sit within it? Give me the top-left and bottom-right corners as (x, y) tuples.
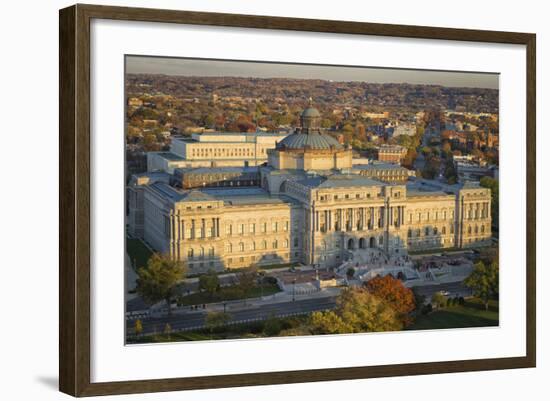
(301, 107), (321, 118)
(277, 131), (342, 150)
(276, 103), (342, 150)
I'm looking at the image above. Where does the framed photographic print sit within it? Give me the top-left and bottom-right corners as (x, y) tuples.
(59, 3), (536, 397)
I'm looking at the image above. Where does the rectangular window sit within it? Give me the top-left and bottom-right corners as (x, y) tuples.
(249, 223), (255, 234)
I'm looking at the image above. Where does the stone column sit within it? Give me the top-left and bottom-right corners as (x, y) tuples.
(317, 211), (320, 231)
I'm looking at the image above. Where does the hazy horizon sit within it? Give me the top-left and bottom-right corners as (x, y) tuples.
(126, 56), (499, 90)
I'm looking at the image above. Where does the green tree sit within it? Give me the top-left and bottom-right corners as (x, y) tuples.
(310, 310), (351, 334)
(135, 253), (187, 315)
(480, 176), (499, 229)
(310, 288), (402, 334)
(236, 266), (258, 299)
(431, 292), (447, 309)
(263, 316), (282, 336)
(134, 319), (143, 336)
(205, 311), (231, 337)
(464, 261), (499, 310)
(199, 269), (220, 299)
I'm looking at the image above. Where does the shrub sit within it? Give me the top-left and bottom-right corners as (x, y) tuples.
(263, 317), (282, 336)
(262, 276), (278, 285)
(458, 296), (465, 305)
(422, 303), (433, 315)
(432, 292), (447, 308)
(446, 298), (453, 308)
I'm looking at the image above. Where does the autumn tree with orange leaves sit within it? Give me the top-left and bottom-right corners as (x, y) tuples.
(364, 275), (416, 325)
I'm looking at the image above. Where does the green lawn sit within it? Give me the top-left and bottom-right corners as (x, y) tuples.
(175, 283), (281, 306)
(408, 298), (499, 330)
(126, 237), (153, 271)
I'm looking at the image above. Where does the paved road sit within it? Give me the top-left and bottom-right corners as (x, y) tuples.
(412, 281), (472, 301)
(130, 296), (337, 335)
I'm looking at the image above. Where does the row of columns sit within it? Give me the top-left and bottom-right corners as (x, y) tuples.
(312, 205), (406, 233)
(171, 214), (221, 241)
(466, 202), (490, 220)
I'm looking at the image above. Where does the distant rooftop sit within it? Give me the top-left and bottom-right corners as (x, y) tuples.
(353, 163), (407, 171)
(296, 174), (383, 189)
(172, 131), (289, 144)
(174, 166), (260, 175)
(202, 187), (299, 206)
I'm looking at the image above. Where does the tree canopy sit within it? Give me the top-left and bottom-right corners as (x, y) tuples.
(464, 261), (499, 310)
(310, 287), (402, 334)
(480, 176), (499, 229)
(365, 275), (416, 324)
(135, 253), (186, 314)
(199, 269), (220, 298)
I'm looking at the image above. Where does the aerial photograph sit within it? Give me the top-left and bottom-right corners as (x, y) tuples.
(124, 56), (499, 343)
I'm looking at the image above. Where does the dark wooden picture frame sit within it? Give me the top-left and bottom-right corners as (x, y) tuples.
(59, 3), (536, 397)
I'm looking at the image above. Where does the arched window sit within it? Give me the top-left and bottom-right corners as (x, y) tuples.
(284, 239), (289, 248)
(481, 225), (485, 233)
(199, 247), (204, 258)
(262, 240), (267, 249)
(273, 240), (278, 249)
(208, 247), (214, 257)
(407, 229), (412, 238)
(227, 243), (233, 253)
(474, 225), (479, 234)
(433, 227), (438, 235)
(468, 226), (472, 234)
(379, 236), (384, 245)
(442, 226), (446, 235)
(187, 248), (194, 258)
(425, 227), (430, 236)
(239, 242), (244, 252)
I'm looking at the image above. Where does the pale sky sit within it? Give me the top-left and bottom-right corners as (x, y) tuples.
(126, 56), (499, 90)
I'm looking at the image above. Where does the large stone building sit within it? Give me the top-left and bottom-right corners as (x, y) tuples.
(128, 106), (491, 273)
(147, 131), (289, 172)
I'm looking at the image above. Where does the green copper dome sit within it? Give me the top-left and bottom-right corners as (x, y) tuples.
(301, 107), (321, 118)
(277, 131), (342, 150)
(277, 105), (342, 150)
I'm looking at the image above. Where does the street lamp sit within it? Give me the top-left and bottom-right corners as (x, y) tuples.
(292, 278), (296, 302)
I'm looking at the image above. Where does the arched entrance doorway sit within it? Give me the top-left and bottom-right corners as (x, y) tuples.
(359, 238), (366, 249)
(347, 238), (355, 250)
(369, 237), (376, 248)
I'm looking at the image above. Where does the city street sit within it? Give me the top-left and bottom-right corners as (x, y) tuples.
(412, 280), (472, 300)
(128, 295), (337, 336)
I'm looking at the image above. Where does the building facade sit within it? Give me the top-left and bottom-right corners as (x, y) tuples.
(128, 106), (491, 273)
(376, 144), (407, 164)
(147, 131), (289, 173)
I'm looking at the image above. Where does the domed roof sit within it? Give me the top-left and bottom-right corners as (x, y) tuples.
(301, 107), (321, 118)
(277, 131), (343, 150)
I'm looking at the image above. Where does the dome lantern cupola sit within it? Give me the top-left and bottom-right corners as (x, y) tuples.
(300, 98), (321, 131)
